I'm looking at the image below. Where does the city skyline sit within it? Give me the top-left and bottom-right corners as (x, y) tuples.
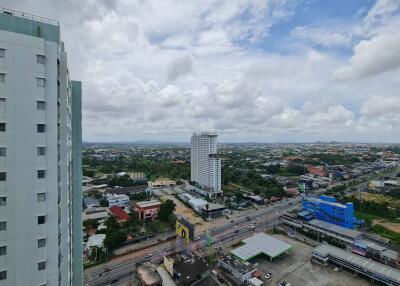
(0, 3), (400, 286)
(1, 0), (399, 143)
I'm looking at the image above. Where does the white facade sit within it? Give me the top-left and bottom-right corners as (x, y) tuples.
(104, 193), (129, 207)
(190, 132), (222, 197)
(0, 10), (82, 286)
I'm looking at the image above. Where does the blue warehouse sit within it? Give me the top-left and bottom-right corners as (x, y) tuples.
(302, 195), (356, 229)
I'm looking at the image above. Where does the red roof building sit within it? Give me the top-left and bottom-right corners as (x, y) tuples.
(286, 188), (299, 197)
(134, 200), (161, 221)
(306, 165), (328, 177)
(108, 206), (129, 223)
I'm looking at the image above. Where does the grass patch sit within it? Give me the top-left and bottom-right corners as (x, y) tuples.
(355, 210), (378, 224)
(371, 224), (400, 246)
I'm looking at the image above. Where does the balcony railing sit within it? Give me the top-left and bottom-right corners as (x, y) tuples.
(0, 6), (58, 26)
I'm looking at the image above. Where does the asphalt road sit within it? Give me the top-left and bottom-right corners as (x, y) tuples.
(84, 198), (300, 286)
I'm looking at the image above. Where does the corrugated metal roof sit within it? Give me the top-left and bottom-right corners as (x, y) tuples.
(314, 244), (400, 283)
(308, 219), (361, 239)
(231, 233), (292, 261)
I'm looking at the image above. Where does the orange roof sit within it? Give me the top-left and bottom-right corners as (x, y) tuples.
(252, 271), (262, 277)
(109, 206), (129, 221)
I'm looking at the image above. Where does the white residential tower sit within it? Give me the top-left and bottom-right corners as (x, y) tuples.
(190, 132), (222, 197)
(0, 8), (82, 286)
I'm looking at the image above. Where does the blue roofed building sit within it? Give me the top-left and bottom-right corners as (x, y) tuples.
(302, 195), (356, 229)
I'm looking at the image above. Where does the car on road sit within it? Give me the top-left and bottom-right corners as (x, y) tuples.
(217, 274), (225, 283)
(246, 216), (251, 221)
(265, 273), (272, 279)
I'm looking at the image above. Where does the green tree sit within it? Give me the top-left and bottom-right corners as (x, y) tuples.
(83, 169), (96, 177)
(159, 199), (176, 222)
(104, 230), (126, 250)
(103, 216), (127, 250)
(83, 219), (99, 229)
(168, 213), (177, 227)
(105, 216), (119, 231)
(99, 199), (109, 207)
(149, 220), (162, 234)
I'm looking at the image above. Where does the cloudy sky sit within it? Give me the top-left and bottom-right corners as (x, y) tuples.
(3, 0), (400, 142)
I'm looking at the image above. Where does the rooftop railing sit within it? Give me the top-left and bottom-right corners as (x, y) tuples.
(1, 6), (58, 26)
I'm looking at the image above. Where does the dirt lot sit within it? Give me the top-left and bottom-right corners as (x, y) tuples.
(250, 234), (372, 286)
(373, 219), (400, 234)
(154, 188), (228, 234)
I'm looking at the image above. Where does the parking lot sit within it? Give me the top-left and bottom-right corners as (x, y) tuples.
(251, 234), (371, 286)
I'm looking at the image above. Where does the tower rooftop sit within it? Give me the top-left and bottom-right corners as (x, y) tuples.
(0, 7), (60, 42)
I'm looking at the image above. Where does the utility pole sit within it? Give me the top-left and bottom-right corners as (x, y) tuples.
(205, 230), (214, 268)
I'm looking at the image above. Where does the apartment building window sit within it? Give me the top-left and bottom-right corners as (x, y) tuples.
(0, 270), (6, 280)
(37, 170), (45, 179)
(0, 197), (6, 206)
(0, 73), (4, 83)
(0, 148), (5, 156)
(37, 78), (45, 87)
(37, 193), (46, 202)
(0, 48), (5, 58)
(37, 147), (46, 156)
(38, 238), (46, 248)
(0, 221), (6, 231)
(0, 246), (6, 256)
(37, 216), (45, 225)
(37, 124), (45, 133)
(0, 172), (5, 181)
(0, 123), (5, 132)
(38, 261), (46, 271)
(37, 101), (46, 110)
(37, 55), (46, 64)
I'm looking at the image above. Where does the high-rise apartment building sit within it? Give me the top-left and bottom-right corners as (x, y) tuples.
(190, 132), (222, 198)
(0, 8), (82, 286)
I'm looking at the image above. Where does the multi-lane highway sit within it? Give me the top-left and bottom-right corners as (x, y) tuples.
(84, 198), (299, 286)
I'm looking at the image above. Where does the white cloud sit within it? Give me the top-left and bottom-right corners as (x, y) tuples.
(334, 0), (400, 80)
(364, 0), (400, 27)
(291, 26), (352, 48)
(2, 0), (400, 142)
(167, 55), (193, 81)
(361, 96), (400, 117)
(334, 22), (400, 80)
